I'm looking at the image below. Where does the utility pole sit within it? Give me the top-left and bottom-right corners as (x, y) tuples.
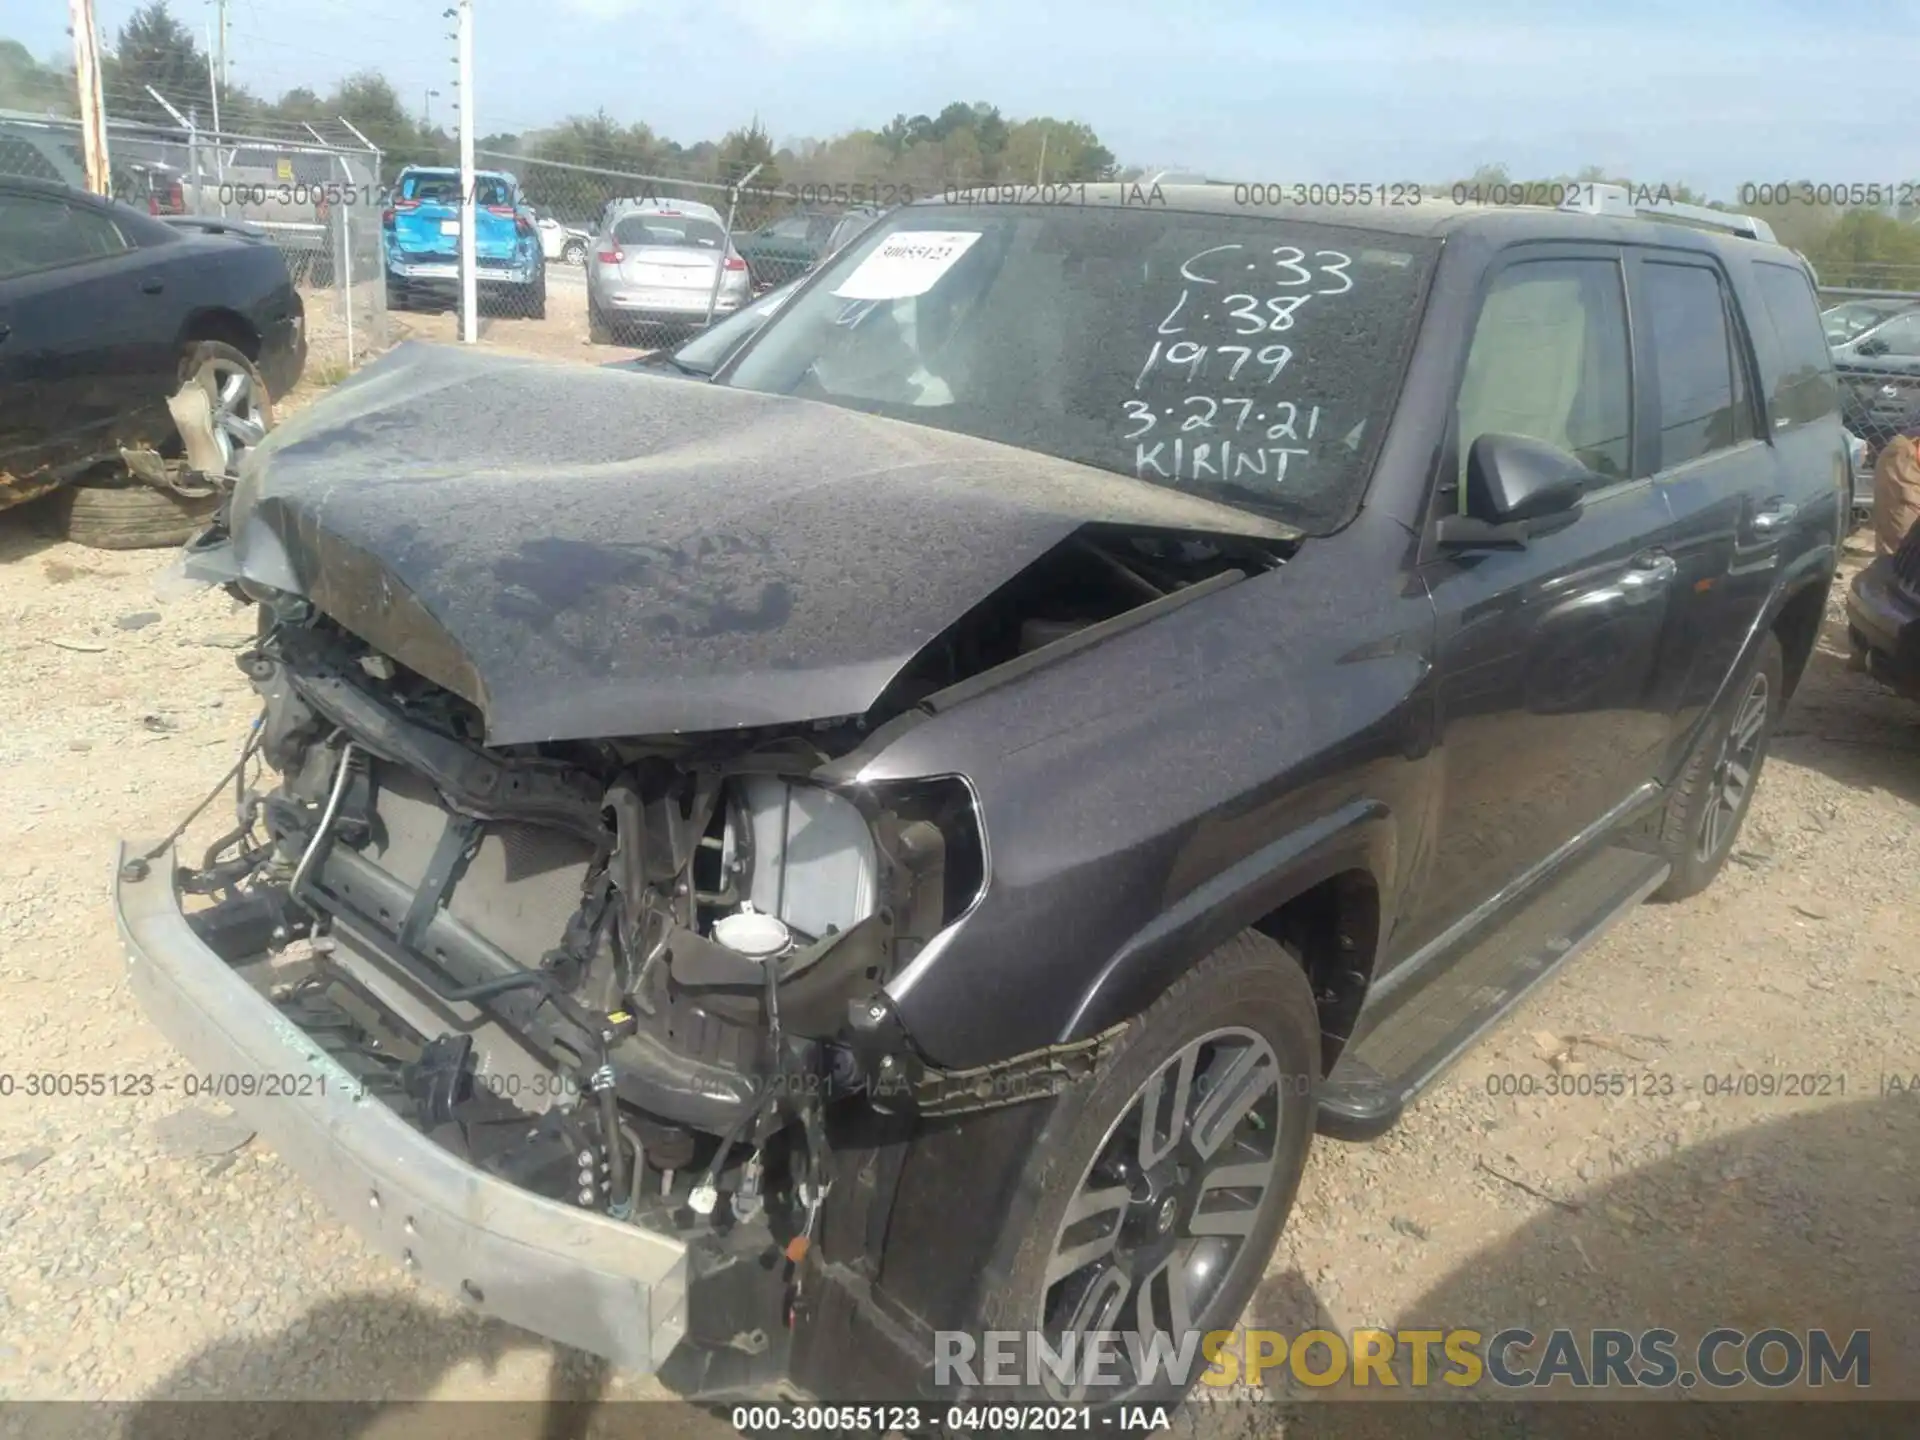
(69, 0), (110, 194)
(1036, 129), (1048, 186)
(216, 0), (229, 89)
(454, 0), (476, 343)
(204, 19), (222, 136)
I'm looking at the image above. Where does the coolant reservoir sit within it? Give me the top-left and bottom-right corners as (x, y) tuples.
(712, 909), (794, 961)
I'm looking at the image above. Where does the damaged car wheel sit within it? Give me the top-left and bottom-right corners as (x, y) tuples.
(971, 932), (1318, 1407)
(177, 340), (274, 477)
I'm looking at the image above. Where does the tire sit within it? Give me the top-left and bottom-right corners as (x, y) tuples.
(45, 481), (221, 550)
(562, 239), (586, 266)
(525, 279), (546, 321)
(176, 340), (274, 479)
(958, 931), (1319, 1409)
(387, 284), (407, 313)
(1650, 632), (1783, 902)
(588, 298), (612, 345)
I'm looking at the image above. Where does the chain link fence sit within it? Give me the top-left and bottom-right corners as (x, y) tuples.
(1816, 276), (1920, 511)
(0, 108), (387, 384)
(458, 149), (892, 345)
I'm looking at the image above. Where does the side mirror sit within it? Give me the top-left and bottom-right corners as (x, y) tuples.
(1438, 433), (1590, 546)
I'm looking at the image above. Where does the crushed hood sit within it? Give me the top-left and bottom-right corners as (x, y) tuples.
(225, 342), (1295, 745)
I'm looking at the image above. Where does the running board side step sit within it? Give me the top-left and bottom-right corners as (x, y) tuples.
(1316, 845), (1670, 1141)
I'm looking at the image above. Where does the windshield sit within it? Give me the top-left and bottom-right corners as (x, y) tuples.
(719, 204), (1436, 531)
(668, 279), (804, 374)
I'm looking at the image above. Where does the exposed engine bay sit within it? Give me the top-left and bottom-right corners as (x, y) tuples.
(167, 523), (1283, 1267)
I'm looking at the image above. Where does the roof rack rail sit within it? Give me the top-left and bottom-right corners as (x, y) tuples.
(1560, 182), (1776, 243)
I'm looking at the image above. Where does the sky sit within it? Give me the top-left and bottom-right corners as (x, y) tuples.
(11, 0), (1905, 198)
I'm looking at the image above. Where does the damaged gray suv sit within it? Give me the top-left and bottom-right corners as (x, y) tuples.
(118, 186), (1843, 1411)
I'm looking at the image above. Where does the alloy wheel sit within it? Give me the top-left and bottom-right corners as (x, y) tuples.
(1696, 671), (1769, 864)
(188, 355), (268, 475)
(1038, 1027), (1286, 1402)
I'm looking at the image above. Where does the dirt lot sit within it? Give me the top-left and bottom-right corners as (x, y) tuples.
(0, 331), (1915, 1430)
(301, 269), (660, 379)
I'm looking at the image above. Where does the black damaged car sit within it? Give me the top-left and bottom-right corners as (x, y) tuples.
(117, 187), (1845, 1412)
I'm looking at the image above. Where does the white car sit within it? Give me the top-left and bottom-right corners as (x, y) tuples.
(530, 210), (591, 266)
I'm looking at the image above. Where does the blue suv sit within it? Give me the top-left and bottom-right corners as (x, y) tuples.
(382, 166), (546, 318)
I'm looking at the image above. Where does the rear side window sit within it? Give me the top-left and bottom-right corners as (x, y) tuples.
(0, 193), (126, 278)
(613, 215), (725, 249)
(762, 215), (813, 239)
(1858, 311), (1920, 357)
(1643, 261), (1755, 471)
(1750, 262), (1839, 428)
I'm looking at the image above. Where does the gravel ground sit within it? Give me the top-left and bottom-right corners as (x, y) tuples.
(305, 268), (664, 370)
(0, 386), (1914, 1433)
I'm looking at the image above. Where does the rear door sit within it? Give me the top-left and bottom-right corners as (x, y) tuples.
(1406, 246), (1680, 951)
(613, 212), (724, 304)
(0, 189), (173, 476)
(1637, 252), (1825, 752)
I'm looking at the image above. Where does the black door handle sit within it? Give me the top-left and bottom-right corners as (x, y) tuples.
(140, 276), (164, 294)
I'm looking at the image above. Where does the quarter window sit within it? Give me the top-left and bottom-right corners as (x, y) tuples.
(1457, 257), (1633, 492)
(1750, 261), (1839, 429)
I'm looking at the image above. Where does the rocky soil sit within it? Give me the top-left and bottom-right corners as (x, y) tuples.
(0, 391), (1912, 1436)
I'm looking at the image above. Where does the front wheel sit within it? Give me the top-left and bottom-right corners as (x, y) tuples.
(1651, 632), (1783, 902)
(562, 239), (586, 266)
(965, 931), (1320, 1408)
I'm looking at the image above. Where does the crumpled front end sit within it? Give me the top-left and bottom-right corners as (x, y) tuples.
(126, 339), (1296, 1387)
(114, 604), (997, 1389)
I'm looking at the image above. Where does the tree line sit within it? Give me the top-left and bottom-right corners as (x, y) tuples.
(0, 3), (1118, 200)
(3, 3), (1917, 286)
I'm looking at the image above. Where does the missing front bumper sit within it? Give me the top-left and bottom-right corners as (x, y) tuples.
(112, 839), (690, 1372)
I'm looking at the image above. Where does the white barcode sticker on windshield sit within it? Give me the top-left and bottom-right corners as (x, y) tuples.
(833, 231), (982, 300)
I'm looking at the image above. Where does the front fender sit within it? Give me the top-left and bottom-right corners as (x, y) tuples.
(852, 525), (1438, 1070)
(1058, 797), (1399, 1044)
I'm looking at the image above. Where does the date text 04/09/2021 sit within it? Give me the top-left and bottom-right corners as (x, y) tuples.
(729, 1405), (1174, 1434)
(1482, 1072), (1857, 1100)
(0, 1071), (329, 1099)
